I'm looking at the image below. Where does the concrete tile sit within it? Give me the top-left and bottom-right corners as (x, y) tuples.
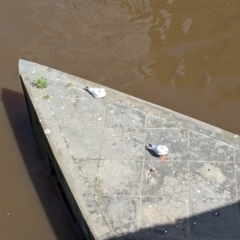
(101, 128), (145, 160)
(170, 112), (222, 140)
(116, 96), (172, 120)
(145, 110), (240, 148)
(235, 165), (240, 198)
(43, 80), (69, 99)
(105, 101), (146, 128)
(146, 115), (178, 128)
(168, 113), (240, 148)
(40, 116), (68, 150)
(189, 131), (234, 162)
(76, 160), (100, 194)
(235, 148), (240, 162)
(62, 127), (103, 159)
(145, 129), (189, 161)
(39, 67), (68, 83)
(95, 196), (140, 236)
(44, 69), (60, 81)
(190, 198), (240, 239)
(19, 59), (36, 73)
(189, 162), (236, 198)
(172, 112), (240, 147)
(142, 162), (188, 197)
(31, 94), (54, 121)
(34, 64), (52, 76)
(48, 98), (66, 125)
(95, 160), (142, 195)
(62, 98), (106, 127)
(141, 196), (189, 238)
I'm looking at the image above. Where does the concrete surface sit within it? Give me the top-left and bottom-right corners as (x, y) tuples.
(19, 59), (240, 240)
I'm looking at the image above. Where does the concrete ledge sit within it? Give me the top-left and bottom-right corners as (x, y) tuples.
(19, 59), (240, 240)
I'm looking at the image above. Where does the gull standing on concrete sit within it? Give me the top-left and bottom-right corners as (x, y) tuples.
(85, 86), (106, 98)
(146, 144), (169, 162)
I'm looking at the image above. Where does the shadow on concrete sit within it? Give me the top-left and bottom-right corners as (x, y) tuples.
(1, 88), (85, 240)
(107, 200), (240, 240)
(144, 147), (160, 158)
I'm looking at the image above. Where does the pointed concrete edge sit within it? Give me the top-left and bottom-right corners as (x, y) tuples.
(18, 59), (240, 240)
(19, 59), (36, 74)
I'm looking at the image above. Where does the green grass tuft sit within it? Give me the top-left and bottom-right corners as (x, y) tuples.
(66, 82), (73, 88)
(43, 94), (50, 100)
(35, 77), (47, 89)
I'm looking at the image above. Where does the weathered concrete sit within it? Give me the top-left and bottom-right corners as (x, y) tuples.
(19, 59), (240, 240)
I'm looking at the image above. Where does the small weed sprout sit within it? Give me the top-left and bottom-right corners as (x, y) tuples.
(35, 77), (47, 89)
(43, 94), (50, 100)
(67, 82), (73, 88)
(112, 233), (118, 238)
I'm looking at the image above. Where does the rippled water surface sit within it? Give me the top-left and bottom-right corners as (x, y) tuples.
(0, 0), (240, 239)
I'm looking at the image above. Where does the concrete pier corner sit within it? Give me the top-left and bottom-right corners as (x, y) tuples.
(19, 59), (240, 240)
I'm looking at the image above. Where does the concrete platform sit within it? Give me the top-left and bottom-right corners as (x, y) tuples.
(19, 59), (240, 240)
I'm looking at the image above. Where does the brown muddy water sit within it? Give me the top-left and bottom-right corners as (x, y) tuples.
(0, 0), (240, 239)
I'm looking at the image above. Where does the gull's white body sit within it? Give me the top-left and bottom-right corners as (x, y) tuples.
(85, 86), (106, 98)
(148, 144), (169, 155)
